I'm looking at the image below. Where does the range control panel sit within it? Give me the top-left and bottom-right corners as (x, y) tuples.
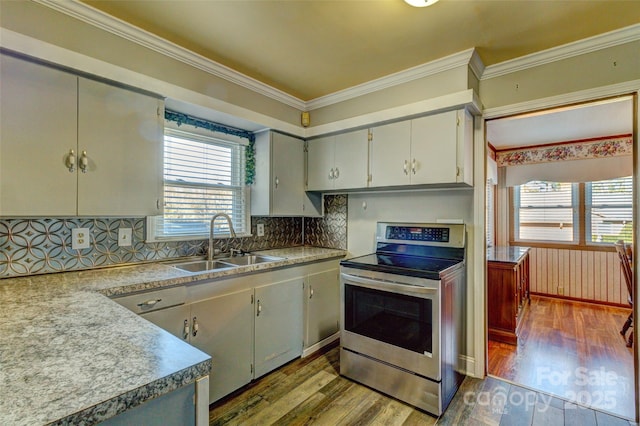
(385, 226), (449, 243)
(376, 222), (466, 248)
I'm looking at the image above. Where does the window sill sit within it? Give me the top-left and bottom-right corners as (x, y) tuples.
(509, 241), (615, 252)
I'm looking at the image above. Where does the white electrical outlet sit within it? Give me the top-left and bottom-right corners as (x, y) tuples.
(118, 228), (132, 247)
(71, 228), (90, 250)
(257, 223), (265, 237)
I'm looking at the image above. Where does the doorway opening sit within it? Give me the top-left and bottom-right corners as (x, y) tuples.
(485, 95), (636, 420)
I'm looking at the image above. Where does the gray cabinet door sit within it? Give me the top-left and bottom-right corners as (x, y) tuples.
(254, 277), (303, 378)
(271, 132), (305, 216)
(333, 129), (369, 190)
(305, 268), (340, 348)
(306, 136), (335, 191)
(78, 78), (163, 216)
(0, 55), (78, 216)
(369, 120), (411, 188)
(410, 110), (458, 185)
(190, 289), (254, 403)
(141, 304), (191, 341)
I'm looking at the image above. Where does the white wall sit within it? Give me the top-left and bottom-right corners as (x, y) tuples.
(347, 189), (474, 257)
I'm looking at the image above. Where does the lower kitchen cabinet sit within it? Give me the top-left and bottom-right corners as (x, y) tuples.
(142, 289), (254, 403)
(99, 382), (196, 426)
(254, 277), (304, 377)
(304, 267), (340, 350)
(118, 258), (341, 405)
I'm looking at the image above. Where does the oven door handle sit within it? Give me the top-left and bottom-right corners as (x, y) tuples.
(341, 273), (438, 295)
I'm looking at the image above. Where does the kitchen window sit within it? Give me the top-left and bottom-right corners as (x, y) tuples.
(147, 126), (249, 241)
(512, 176), (632, 246)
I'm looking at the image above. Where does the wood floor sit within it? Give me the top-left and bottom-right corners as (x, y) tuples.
(209, 341), (636, 425)
(488, 295), (636, 420)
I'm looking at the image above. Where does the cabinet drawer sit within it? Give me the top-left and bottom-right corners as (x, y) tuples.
(113, 286), (187, 314)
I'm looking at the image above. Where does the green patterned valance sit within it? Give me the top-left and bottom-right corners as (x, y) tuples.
(165, 109), (256, 185)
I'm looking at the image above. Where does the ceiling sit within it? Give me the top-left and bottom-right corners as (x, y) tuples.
(82, 0), (640, 102)
(486, 96), (634, 150)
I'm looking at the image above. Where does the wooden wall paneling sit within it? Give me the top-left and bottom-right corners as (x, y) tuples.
(527, 247), (626, 306)
(561, 249), (570, 298)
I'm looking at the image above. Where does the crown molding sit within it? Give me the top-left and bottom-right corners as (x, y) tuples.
(483, 79), (640, 120)
(33, 0), (307, 110)
(482, 23), (640, 80)
(31, 0), (639, 112)
(306, 48), (478, 110)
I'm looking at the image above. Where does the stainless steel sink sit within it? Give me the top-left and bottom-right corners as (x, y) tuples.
(172, 260), (238, 273)
(171, 254), (284, 273)
(218, 254), (284, 266)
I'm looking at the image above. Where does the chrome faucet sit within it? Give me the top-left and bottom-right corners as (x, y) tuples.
(208, 213), (236, 261)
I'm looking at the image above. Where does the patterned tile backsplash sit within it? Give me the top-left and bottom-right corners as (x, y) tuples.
(0, 195), (347, 278)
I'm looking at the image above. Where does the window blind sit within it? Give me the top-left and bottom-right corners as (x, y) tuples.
(148, 128), (248, 241)
(514, 181), (577, 242)
(587, 176), (632, 243)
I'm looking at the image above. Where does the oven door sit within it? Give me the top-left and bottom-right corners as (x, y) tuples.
(340, 268), (441, 381)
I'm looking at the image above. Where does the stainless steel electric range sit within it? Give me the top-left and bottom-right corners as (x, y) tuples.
(340, 222), (466, 416)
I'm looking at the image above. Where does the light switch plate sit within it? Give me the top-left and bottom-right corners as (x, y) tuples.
(72, 228), (90, 250)
(118, 228), (132, 247)
(256, 223), (265, 237)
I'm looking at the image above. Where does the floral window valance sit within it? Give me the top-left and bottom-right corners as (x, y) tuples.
(164, 109), (256, 185)
(496, 134), (632, 167)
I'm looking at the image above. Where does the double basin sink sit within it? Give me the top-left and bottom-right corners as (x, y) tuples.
(171, 254), (284, 273)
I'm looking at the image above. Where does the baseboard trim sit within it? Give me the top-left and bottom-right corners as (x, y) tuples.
(302, 332), (340, 358)
(530, 292), (631, 309)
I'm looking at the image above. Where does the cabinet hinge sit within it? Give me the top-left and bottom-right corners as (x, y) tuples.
(368, 130), (373, 142)
(250, 363), (254, 374)
(157, 106), (161, 117)
(456, 115), (460, 126)
(456, 166), (461, 176)
(303, 142), (309, 153)
(367, 174), (372, 183)
(251, 294), (254, 304)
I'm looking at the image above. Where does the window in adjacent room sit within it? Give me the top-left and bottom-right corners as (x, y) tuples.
(147, 126), (249, 241)
(586, 176), (633, 243)
(512, 176), (632, 246)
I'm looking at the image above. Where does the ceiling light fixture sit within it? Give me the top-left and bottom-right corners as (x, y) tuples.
(404, 0), (439, 7)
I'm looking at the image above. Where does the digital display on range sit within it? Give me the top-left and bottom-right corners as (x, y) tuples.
(386, 226), (450, 242)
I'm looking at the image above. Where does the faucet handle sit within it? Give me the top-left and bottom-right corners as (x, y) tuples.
(229, 248), (242, 257)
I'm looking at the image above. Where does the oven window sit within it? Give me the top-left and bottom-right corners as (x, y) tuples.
(344, 284), (433, 355)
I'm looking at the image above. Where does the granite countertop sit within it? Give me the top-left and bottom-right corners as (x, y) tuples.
(487, 246), (530, 264)
(0, 246), (345, 425)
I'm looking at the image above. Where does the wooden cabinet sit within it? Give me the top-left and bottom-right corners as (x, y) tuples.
(0, 54), (164, 217)
(304, 266), (340, 351)
(369, 109), (473, 188)
(487, 247), (530, 344)
(254, 277), (304, 377)
(252, 131), (322, 216)
(306, 129), (369, 191)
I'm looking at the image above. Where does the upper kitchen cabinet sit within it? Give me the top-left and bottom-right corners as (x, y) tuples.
(306, 129), (368, 191)
(252, 131), (321, 216)
(77, 78), (164, 216)
(0, 54), (164, 217)
(0, 54), (78, 216)
(369, 109), (474, 188)
(369, 121), (412, 188)
(410, 108), (473, 186)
